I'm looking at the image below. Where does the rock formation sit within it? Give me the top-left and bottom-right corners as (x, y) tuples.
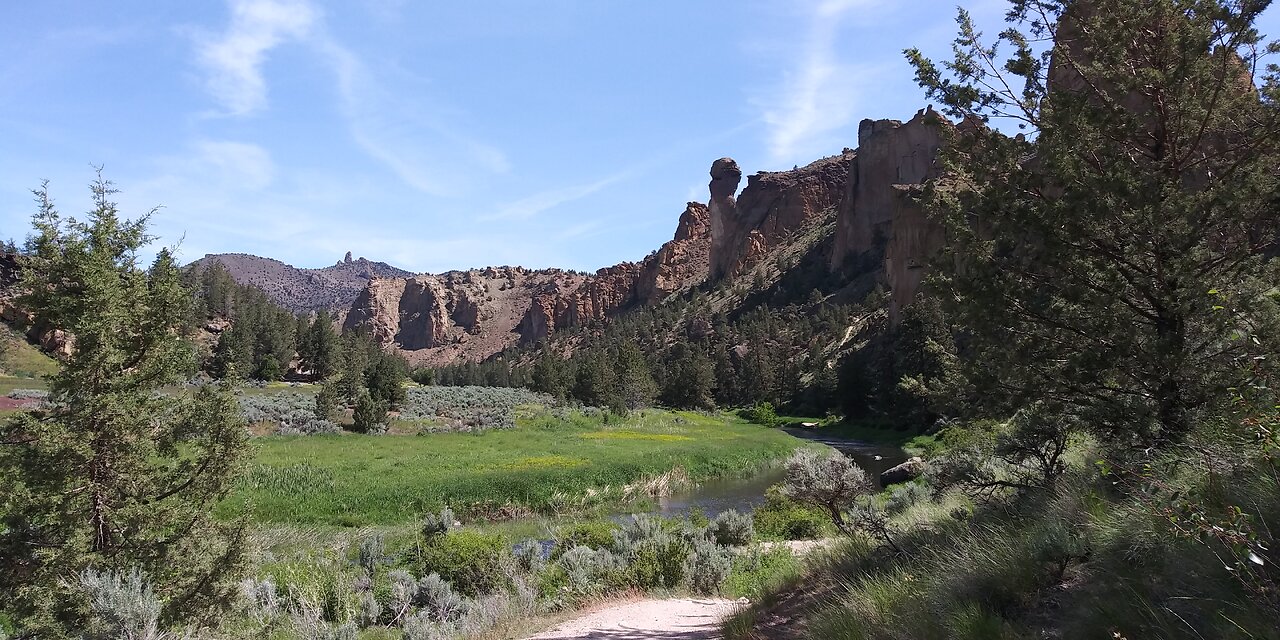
(708, 154), (850, 280)
(187, 253), (414, 314)
(831, 107), (949, 319)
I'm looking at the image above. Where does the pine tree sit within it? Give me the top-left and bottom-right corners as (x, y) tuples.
(615, 341), (657, 411)
(0, 177), (249, 636)
(303, 311), (342, 381)
(907, 0), (1280, 447)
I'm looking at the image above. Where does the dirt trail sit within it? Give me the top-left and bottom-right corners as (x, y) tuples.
(525, 597), (741, 640)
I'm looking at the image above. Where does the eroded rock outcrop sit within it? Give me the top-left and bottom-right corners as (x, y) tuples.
(519, 202), (713, 345)
(831, 107), (949, 319)
(709, 154), (850, 280)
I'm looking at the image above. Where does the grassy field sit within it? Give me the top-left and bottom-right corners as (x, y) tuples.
(222, 408), (802, 526)
(0, 325), (57, 381)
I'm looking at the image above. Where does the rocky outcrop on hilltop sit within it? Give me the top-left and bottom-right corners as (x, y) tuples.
(345, 267), (592, 366)
(518, 202), (712, 345)
(344, 200), (713, 362)
(831, 107), (949, 318)
(709, 154), (851, 280)
(187, 253), (414, 314)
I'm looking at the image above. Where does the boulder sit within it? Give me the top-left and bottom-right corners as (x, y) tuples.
(880, 457), (926, 487)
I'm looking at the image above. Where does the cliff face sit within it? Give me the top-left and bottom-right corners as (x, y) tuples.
(345, 201), (714, 362)
(708, 153), (851, 280)
(830, 107), (948, 318)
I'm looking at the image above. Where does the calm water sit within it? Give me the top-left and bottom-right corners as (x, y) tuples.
(650, 428), (908, 519)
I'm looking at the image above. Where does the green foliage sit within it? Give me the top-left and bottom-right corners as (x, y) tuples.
(723, 547), (802, 600)
(612, 515), (692, 589)
(684, 539), (732, 594)
(780, 449), (873, 537)
(195, 260), (296, 382)
(550, 520), (618, 559)
(908, 0), (1280, 449)
(0, 176), (249, 637)
(753, 487), (833, 541)
(314, 381), (339, 421)
(416, 531), (509, 596)
(741, 401), (780, 427)
(706, 509), (755, 546)
(224, 407), (797, 525)
(351, 388), (388, 434)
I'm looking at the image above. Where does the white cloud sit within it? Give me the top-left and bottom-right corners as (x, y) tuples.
(189, 140), (277, 189)
(753, 0), (885, 163)
(320, 40), (510, 196)
(483, 173), (625, 221)
(195, 0), (317, 116)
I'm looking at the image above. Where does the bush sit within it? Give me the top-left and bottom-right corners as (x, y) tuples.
(612, 515), (691, 589)
(558, 545), (621, 594)
(753, 487), (832, 540)
(723, 547), (802, 600)
(352, 389), (388, 434)
(358, 534), (385, 574)
(684, 539), (732, 594)
(707, 509), (754, 546)
(75, 567), (164, 640)
(551, 520), (618, 559)
(420, 507), (455, 540)
(417, 531), (509, 596)
(414, 573), (468, 623)
(780, 448), (873, 536)
(741, 401), (780, 427)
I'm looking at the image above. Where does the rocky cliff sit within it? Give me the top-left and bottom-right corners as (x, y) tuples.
(708, 154), (851, 280)
(344, 200), (712, 364)
(830, 107), (949, 318)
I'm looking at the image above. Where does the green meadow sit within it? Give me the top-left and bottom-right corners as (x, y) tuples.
(222, 408), (802, 526)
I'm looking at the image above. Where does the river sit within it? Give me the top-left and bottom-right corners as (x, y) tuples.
(650, 428), (909, 518)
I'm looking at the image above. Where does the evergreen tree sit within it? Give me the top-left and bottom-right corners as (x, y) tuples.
(0, 177), (249, 636)
(662, 341), (716, 410)
(303, 311), (342, 381)
(352, 387), (387, 434)
(615, 341), (657, 411)
(908, 0), (1280, 448)
(315, 380), (339, 421)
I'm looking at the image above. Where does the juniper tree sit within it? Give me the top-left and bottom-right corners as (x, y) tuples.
(0, 176), (250, 637)
(907, 0), (1280, 448)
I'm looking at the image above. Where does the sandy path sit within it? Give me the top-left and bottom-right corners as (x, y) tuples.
(525, 597), (741, 640)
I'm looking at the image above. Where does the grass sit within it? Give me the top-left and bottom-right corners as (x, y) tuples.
(222, 408), (803, 526)
(0, 325), (58, 380)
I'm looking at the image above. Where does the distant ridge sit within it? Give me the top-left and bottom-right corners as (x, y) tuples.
(186, 252), (414, 314)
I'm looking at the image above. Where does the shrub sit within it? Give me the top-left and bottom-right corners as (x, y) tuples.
(558, 545), (621, 594)
(352, 389), (388, 434)
(723, 547), (803, 600)
(707, 509), (754, 546)
(417, 531), (509, 596)
(358, 534), (385, 574)
(356, 591), (381, 626)
(753, 487), (832, 540)
(401, 611), (454, 640)
(612, 515), (691, 589)
(780, 449), (872, 536)
(551, 520), (618, 559)
(741, 401), (780, 427)
(420, 507), (455, 540)
(684, 539), (732, 594)
(513, 540), (546, 574)
(75, 567), (164, 640)
(414, 573), (468, 623)
(385, 569), (418, 625)
(240, 577), (283, 625)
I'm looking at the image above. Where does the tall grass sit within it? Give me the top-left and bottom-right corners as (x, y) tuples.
(221, 408), (800, 526)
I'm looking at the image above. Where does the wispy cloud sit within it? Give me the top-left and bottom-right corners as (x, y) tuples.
(753, 0), (885, 163)
(319, 40), (510, 196)
(194, 0), (317, 116)
(483, 173), (625, 221)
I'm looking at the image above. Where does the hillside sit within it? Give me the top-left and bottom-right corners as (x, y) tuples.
(185, 252), (414, 314)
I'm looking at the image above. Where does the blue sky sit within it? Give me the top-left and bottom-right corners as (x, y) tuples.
(3, 1), (1277, 273)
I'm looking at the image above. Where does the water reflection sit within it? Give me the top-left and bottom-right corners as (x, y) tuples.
(652, 428), (908, 519)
